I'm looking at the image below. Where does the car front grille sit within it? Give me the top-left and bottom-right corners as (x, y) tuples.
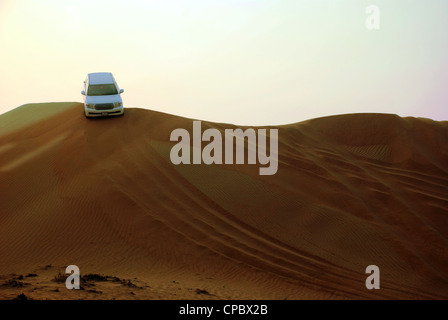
(95, 103), (115, 110)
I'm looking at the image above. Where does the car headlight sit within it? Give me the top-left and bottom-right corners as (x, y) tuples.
(86, 103), (95, 109)
(114, 102), (122, 108)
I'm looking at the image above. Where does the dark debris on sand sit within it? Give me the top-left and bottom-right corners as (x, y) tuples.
(13, 293), (29, 301)
(195, 288), (211, 295)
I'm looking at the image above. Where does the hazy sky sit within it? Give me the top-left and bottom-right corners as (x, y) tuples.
(1, 0), (447, 125)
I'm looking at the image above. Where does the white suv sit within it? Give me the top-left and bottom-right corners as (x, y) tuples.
(81, 72), (125, 118)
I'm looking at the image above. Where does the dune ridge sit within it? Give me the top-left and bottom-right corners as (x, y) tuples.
(0, 103), (447, 300)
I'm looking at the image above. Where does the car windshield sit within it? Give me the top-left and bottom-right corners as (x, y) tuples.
(87, 84), (118, 96)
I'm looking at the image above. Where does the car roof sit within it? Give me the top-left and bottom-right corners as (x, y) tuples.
(88, 72), (115, 85)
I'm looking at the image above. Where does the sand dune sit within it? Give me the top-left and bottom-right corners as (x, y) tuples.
(0, 103), (447, 300)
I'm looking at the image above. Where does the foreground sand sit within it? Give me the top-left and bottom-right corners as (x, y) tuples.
(0, 103), (447, 300)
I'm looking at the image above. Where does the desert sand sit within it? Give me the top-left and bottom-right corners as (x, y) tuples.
(0, 102), (447, 300)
